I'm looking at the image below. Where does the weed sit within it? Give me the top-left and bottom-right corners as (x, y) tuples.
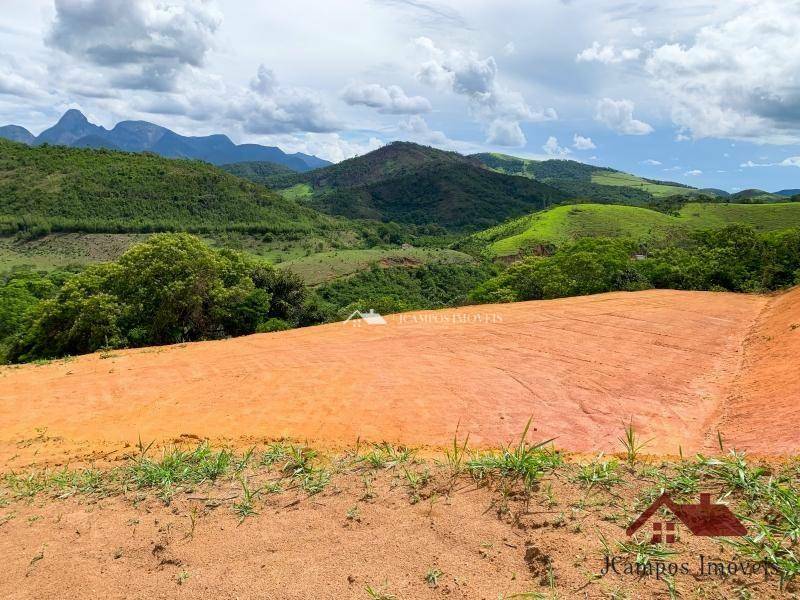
(575, 456), (623, 491)
(127, 442), (232, 501)
(664, 573), (679, 599)
(234, 446), (255, 472)
(282, 445), (317, 477)
(259, 442), (290, 467)
(425, 567), (443, 587)
(300, 468), (331, 495)
(364, 583), (397, 600)
(618, 420), (652, 467)
(701, 451), (767, 499)
(542, 483), (557, 508)
(359, 443), (414, 469)
(467, 419), (559, 490)
(616, 537), (677, 566)
(233, 475), (258, 522)
(443, 425), (470, 483)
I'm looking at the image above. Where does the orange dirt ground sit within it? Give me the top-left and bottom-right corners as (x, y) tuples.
(2, 287), (798, 463)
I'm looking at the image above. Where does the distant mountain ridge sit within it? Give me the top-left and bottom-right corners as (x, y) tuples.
(0, 109), (330, 172)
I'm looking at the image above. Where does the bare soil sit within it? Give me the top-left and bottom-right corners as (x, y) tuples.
(3, 288), (799, 468)
(1, 450), (796, 600)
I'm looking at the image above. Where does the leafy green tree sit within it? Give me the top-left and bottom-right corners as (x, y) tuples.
(5, 234), (311, 363)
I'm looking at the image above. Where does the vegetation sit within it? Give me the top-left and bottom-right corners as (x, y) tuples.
(267, 142), (567, 231)
(1, 234), (316, 363)
(469, 225), (800, 303)
(472, 152), (697, 204)
(219, 160), (297, 184)
(462, 202), (800, 259)
(315, 261), (496, 320)
(4, 434), (800, 595)
(590, 171), (696, 198)
(0, 139), (333, 234)
(280, 247), (474, 285)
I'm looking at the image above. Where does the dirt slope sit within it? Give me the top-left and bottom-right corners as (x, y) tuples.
(718, 285), (800, 453)
(4, 288), (791, 461)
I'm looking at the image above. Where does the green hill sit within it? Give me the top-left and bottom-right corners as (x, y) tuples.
(472, 153), (700, 204)
(463, 202), (800, 258)
(264, 142), (567, 232)
(0, 139), (333, 234)
(729, 189), (786, 203)
(220, 160), (297, 185)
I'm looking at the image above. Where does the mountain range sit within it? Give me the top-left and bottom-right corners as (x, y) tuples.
(0, 110), (330, 172)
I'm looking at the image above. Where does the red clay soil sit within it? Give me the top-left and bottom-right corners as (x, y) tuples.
(716, 285), (800, 454)
(1, 288), (797, 461)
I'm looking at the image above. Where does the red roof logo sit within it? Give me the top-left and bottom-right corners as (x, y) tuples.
(627, 493), (747, 543)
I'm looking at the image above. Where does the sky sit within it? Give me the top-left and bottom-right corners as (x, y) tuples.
(1, 0), (799, 192)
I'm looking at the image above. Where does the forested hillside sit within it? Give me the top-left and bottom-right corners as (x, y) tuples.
(256, 142), (567, 231)
(0, 139), (333, 234)
(472, 152), (700, 205)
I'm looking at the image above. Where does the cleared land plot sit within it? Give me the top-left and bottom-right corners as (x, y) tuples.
(3, 288), (789, 461)
(281, 247), (474, 285)
(0, 233), (149, 270)
(591, 171), (692, 197)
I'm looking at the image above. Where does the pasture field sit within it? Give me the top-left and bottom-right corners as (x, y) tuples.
(472, 202), (800, 257)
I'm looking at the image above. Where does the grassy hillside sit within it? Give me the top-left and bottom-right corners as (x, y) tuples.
(472, 152), (699, 204)
(729, 189), (786, 203)
(281, 247), (474, 285)
(677, 202), (800, 230)
(464, 202), (800, 258)
(590, 171), (695, 197)
(263, 142), (567, 231)
(0, 139), (333, 234)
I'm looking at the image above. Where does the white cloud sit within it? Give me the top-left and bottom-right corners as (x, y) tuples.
(0, 67), (42, 97)
(486, 118), (526, 147)
(542, 136), (571, 157)
(261, 132), (383, 163)
(397, 114), (449, 146)
(782, 157), (800, 168)
(642, 159), (662, 166)
(342, 82), (431, 114)
(741, 157), (800, 168)
(572, 134), (595, 150)
(414, 37), (556, 147)
(503, 42), (516, 56)
(147, 64), (342, 134)
(576, 42), (641, 64)
(631, 25), (646, 38)
(644, 1), (800, 144)
(47, 0), (222, 92)
(595, 98), (653, 135)
(684, 169), (702, 176)
(234, 65), (341, 134)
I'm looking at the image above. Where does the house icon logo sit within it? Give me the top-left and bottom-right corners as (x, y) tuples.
(626, 493), (747, 544)
(343, 309), (387, 326)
